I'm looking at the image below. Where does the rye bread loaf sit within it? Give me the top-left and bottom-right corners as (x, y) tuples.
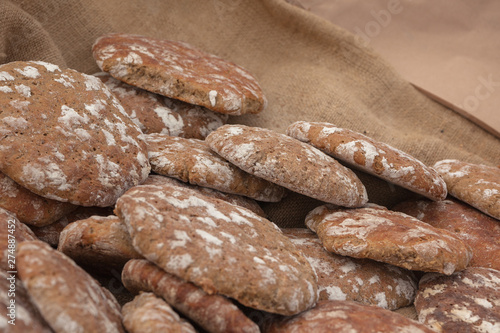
(263, 300), (436, 333)
(0, 60), (150, 207)
(282, 228), (417, 310)
(30, 206), (115, 247)
(122, 292), (197, 333)
(206, 124), (368, 207)
(287, 121), (447, 201)
(115, 181), (318, 315)
(433, 159), (500, 220)
(0, 269), (52, 332)
(92, 33), (267, 115)
(143, 174), (266, 217)
(0, 172), (77, 226)
(123, 259), (259, 333)
(145, 133), (286, 202)
(17, 240), (125, 333)
(393, 198), (500, 270)
(306, 204), (472, 275)
(415, 267), (500, 333)
(58, 215), (143, 270)
(95, 72), (227, 138)
(0, 207), (37, 271)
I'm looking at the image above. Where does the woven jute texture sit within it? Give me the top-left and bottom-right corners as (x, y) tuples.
(2, 0), (499, 229)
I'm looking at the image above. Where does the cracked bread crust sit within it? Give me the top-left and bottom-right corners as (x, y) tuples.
(282, 228), (417, 310)
(206, 124), (368, 207)
(287, 121), (447, 201)
(433, 159), (500, 220)
(115, 182), (318, 315)
(92, 33), (267, 115)
(0, 61), (150, 207)
(145, 133), (286, 202)
(306, 204), (472, 275)
(95, 72), (227, 138)
(415, 267), (500, 333)
(122, 259), (259, 333)
(122, 292), (197, 333)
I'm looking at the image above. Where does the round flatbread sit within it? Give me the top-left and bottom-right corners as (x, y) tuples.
(433, 159), (500, 220)
(306, 204), (472, 275)
(145, 133), (286, 202)
(287, 121), (447, 201)
(415, 267), (500, 332)
(17, 240), (125, 333)
(0, 172), (77, 226)
(282, 228), (417, 310)
(264, 300), (436, 333)
(0, 61), (150, 207)
(206, 124), (368, 207)
(115, 181), (318, 315)
(122, 292), (197, 333)
(93, 33), (267, 115)
(394, 198), (500, 270)
(95, 72), (228, 138)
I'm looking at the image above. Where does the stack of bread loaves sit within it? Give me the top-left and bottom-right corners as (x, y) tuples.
(0, 33), (498, 332)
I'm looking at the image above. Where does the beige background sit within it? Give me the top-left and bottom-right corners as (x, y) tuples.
(296, 0), (500, 138)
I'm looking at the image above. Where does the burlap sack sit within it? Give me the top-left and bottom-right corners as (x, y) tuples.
(2, 0), (499, 229)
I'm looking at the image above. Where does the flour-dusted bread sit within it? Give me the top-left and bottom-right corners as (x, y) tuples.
(287, 121), (447, 201)
(0, 269), (52, 333)
(206, 124), (368, 207)
(96, 72), (227, 138)
(29, 206), (115, 247)
(145, 133), (286, 202)
(123, 259), (259, 333)
(282, 228), (417, 310)
(433, 159), (500, 220)
(143, 174), (266, 217)
(0, 172), (77, 226)
(0, 208), (37, 271)
(17, 240), (125, 333)
(58, 215), (142, 270)
(393, 198), (500, 270)
(263, 300), (436, 333)
(0, 61), (150, 207)
(115, 181), (318, 315)
(122, 292), (197, 333)
(93, 33), (267, 115)
(306, 204), (472, 275)
(415, 267), (500, 332)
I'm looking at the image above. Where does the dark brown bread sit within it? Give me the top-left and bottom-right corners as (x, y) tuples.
(29, 206), (115, 247)
(287, 121), (447, 201)
(434, 159), (500, 220)
(0, 269), (52, 333)
(122, 292), (197, 333)
(122, 259), (259, 333)
(17, 240), (125, 333)
(306, 204), (472, 275)
(206, 124), (368, 207)
(282, 228), (417, 310)
(115, 181), (318, 315)
(0, 172), (77, 226)
(415, 267), (500, 332)
(95, 72), (227, 138)
(0, 61), (150, 207)
(58, 215), (142, 270)
(145, 133), (286, 202)
(0, 208), (37, 271)
(393, 198), (500, 270)
(263, 300), (436, 333)
(93, 33), (267, 115)
(143, 174), (266, 217)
